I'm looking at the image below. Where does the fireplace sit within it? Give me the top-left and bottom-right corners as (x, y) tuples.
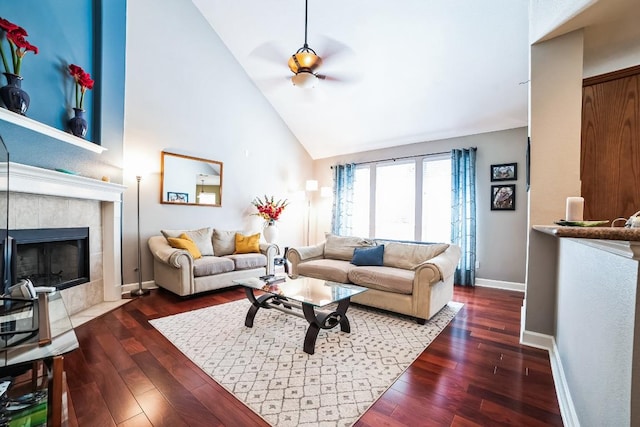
(8, 227), (90, 290)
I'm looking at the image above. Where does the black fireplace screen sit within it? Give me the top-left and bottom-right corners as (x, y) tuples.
(8, 227), (90, 290)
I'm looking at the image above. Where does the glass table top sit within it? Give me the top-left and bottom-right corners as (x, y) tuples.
(0, 292), (78, 367)
(234, 276), (368, 308)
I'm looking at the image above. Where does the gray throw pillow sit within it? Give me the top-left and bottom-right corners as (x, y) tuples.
(324, 234), (375, 261)
(161, 227), (214, 256)
(212, 229), (237, 256)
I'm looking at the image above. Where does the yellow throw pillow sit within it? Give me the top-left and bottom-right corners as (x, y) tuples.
(234, 232), (260, 254)
(167, 234), (202, 259)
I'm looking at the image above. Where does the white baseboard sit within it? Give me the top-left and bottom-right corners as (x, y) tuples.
(121, 280), (158, 295)
(520, 329), (580, 427)
(475, 278), (525, 292)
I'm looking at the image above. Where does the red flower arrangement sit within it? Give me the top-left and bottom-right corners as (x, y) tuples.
(0, 17), (38, 76)
(68, 64), (94, 110)
(252, 195), (289, 224)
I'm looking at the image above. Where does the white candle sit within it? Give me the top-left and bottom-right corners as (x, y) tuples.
(566, 197), (584, 221)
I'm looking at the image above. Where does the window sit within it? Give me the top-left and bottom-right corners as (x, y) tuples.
(350, 155), (451, 242)
(375, 162), (415, 240)
(422, 157), (451, 242)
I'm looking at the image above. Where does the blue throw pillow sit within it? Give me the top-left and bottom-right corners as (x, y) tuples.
(351, 245), (384, 266)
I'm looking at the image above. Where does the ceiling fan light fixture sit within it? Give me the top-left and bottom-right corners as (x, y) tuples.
(288, 49), (322, 74)
(291, 71), (318, 88)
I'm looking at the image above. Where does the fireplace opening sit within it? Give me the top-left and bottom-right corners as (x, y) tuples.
(8, 227), (90, 290)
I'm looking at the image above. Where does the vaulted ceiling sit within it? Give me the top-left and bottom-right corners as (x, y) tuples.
(192, 0), (530, 159)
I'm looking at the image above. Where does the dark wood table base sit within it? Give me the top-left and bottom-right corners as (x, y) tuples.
(244, 288), (352, 354)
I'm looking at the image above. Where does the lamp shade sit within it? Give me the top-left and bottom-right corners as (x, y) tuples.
(320, 186), (332, 198)
(305, 180), (319, 192)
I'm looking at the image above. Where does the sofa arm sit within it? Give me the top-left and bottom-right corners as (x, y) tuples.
(260, 243), (279, 275)
(148, 235), (193, 268)
(414, 244), (461, 281)
(286, 242), (325, 278)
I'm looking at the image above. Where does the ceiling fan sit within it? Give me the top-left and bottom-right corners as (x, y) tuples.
(250, 0), (357, 90)
(288, 0), (323, 88)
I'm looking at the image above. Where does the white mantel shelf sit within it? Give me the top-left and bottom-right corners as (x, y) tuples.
(0, 108), (106, 154)
(0, 162), (125, 202)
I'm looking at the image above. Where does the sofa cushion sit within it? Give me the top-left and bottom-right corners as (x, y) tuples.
(234, 233), (260, 254)
(383, 242), (449, 270)
(213, 229), (238, 256)
(166, 235), (202, 259)
(351, 245), (384, 266)
(225, 253), (267, 270)
(324, 234), (376, 261)
(348, 266), (414, 295)
(162, 227), (214, 256)
(193, 256), (234, 277)
(298, 259), (354, 283)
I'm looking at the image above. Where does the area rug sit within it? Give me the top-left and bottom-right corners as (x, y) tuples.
(150, 299), (463, 427)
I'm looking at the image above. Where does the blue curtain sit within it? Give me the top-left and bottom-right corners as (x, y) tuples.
(331, 163), (356, 236)
(451, 148), (477, 286)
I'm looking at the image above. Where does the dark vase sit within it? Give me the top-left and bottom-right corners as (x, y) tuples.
(0, 72), (30, 115)
(68, 108), (88, 138)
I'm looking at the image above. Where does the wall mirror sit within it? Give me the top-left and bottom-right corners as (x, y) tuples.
(160, 151), (223, 207)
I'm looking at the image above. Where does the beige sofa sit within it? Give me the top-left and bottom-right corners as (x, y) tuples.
(148, 228), (278, 297)
(286, 234), (461, 323)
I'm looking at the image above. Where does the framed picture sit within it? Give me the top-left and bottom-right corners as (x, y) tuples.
(491, 185), (515, 211)
(167, 192), (188, 203)
(491, 162), (518, 182)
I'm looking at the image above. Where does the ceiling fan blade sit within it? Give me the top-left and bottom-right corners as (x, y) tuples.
(254, 75), (292, 91)
(248, 40), (291, 67)
(316, 71), (363, 85)
(313, 35), (356, 65)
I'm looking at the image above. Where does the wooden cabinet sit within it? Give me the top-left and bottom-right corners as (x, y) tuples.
(581, 65), (640, 221)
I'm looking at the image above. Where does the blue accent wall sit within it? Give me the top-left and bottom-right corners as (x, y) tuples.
(0, 0), (125, 183)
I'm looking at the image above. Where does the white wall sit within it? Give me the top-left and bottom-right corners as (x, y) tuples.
(583, 10), (640, 77)
(123, 0), (313, 285)
(556, 238), (638, 426)
(526, 30), (584, 335)
(313, 127), (529, 284)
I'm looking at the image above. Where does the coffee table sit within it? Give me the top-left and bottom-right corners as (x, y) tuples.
(233, 276), (367, 354)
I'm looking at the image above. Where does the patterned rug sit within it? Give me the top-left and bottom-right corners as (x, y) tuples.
(150, 299), (463, 427)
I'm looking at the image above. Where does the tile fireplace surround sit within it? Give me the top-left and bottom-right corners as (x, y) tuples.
(0, 162), (126, 315)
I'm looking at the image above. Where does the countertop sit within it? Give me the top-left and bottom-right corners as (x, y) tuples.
(533, 225), (640, 241)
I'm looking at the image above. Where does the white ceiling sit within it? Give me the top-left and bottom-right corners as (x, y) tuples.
(192, 0), (530, 159)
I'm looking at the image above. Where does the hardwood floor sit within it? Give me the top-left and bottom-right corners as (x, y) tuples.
(64, 286), (563, 426)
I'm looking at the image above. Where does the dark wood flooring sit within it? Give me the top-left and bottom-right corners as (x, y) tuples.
(64, 286), (563, 426)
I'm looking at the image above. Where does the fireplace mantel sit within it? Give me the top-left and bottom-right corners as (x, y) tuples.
(1, 162), (126, 302)
(0, 162), (124, 201)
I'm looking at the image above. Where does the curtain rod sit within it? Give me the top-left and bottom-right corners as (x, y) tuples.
(330, 150), (451, 168)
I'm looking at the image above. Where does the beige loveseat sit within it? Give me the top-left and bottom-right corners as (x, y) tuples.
(148, 228), (278, 297)
(286, 235), (461, 323)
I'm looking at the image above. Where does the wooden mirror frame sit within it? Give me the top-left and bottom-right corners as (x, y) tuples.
(160, 151), (223, 207)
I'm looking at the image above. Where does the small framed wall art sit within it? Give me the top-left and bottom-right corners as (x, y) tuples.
(491, 162), (517, 182)
(167, 192), (188, 203)
(491, 184), (516, 211)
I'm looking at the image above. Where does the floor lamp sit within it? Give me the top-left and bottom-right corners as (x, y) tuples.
(305, 180), (318, 245)
(131, 175), (149, 296)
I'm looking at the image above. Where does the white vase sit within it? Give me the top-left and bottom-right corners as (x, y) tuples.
(263, 222), (279, 243)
